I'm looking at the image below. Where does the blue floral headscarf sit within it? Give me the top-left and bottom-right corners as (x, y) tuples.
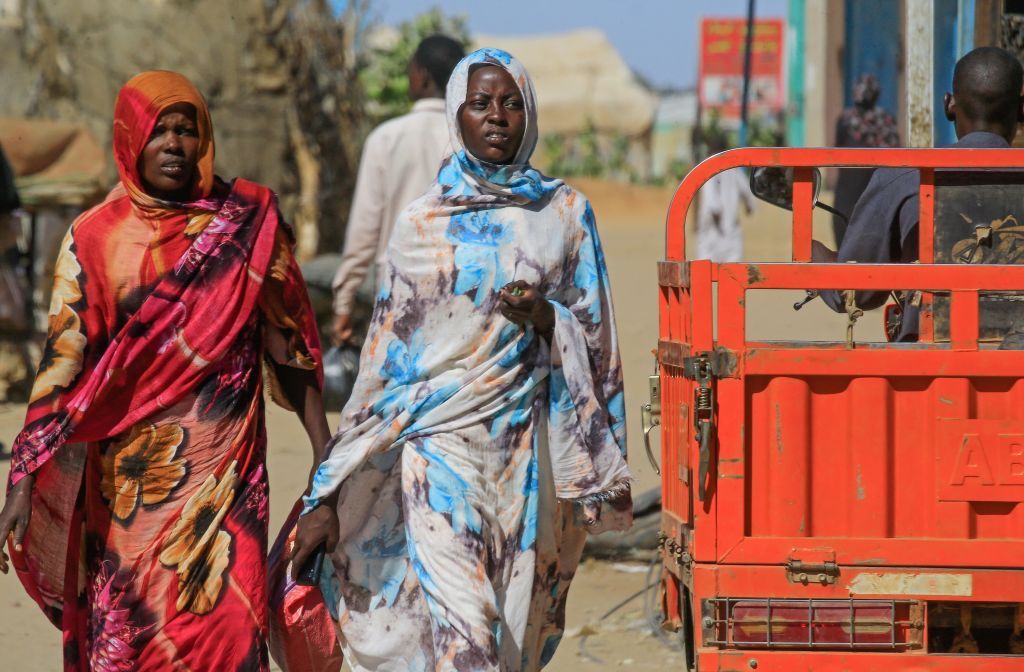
(438, 48), (563, 207)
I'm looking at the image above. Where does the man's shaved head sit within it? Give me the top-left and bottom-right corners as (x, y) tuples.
(945, 47), (1024, 143)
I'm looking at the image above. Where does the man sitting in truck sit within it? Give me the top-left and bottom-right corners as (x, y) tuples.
(813, 46), (1024, 341)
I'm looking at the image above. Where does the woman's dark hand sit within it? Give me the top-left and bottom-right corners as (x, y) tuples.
(290, 501), (340, 581)
(0, 475), (33, 574)
(499, 281), (555, 338)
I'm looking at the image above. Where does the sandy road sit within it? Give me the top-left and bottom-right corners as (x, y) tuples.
(0, 177), (883, 670)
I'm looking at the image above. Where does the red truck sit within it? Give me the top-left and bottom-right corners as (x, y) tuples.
(652, 147), (1024, 671)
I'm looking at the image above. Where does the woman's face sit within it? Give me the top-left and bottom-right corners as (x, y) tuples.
(459, 65), (526, 164)
(139, 102), (200, 199)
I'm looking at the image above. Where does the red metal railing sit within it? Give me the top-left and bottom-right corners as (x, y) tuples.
(658, 149), (1024, 668)
(665, 147), (1024, 263)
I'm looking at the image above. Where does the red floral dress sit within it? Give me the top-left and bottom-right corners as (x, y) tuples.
(7, 71), (321, 671)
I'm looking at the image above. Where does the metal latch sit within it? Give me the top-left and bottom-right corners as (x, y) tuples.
(786, 550), (840, 585)
(641, 366), (661, 474)
(684, 354), (715, 501)
(682, 348), (737, 379)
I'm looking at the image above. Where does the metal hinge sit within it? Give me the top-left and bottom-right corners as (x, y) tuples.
(786, 549), (840, 585)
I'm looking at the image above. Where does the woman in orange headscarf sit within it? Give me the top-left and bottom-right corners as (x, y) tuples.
(0, 71), (328, 670)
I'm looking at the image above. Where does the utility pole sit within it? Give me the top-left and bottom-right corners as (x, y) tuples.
(739, 0), (756, 146)
(905, 0), (934, 148)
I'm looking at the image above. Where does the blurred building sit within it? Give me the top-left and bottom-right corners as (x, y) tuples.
(651, 89), (698, 180)
(789, 0), (1019, 149)
(474, 29), (658, 180)
(0, 0), (364, 259)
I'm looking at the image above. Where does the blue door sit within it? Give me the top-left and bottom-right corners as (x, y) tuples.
(843, 0), (902, 130)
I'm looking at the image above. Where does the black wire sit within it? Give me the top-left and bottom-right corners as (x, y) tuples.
(578, 576), (656, 664)
(816, 201), (849, 225)
(576, 553), (687, 665)
(600, 583), (655, 620)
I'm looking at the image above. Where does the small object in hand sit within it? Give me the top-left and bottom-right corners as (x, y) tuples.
(508, 285), (525, 297)
(295, 542), (326, 587)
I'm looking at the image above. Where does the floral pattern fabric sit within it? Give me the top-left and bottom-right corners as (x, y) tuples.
(303, 49), (631, 671)
(7, 71), (321, 671)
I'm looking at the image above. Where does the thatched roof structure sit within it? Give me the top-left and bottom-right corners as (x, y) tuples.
(0, 118), (107, 207)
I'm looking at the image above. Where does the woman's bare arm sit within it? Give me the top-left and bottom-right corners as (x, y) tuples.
(270, 362), (332, 493)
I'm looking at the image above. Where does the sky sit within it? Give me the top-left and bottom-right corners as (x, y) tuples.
(363, 0), (789, 91)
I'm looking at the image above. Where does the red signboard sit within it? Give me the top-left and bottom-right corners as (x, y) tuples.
(699, 17), (785, 121)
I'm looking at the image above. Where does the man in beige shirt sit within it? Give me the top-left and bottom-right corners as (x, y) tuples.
(331, 35), (465, 343)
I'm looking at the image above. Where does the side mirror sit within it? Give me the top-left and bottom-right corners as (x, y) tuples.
(749, 166), (822, 211)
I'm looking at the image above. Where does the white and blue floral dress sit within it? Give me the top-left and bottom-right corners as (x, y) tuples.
(305, 48), (632, 671)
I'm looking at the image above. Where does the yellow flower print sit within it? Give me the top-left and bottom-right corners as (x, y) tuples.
(174, 527), (231, 615)
(30, 233), (86, 404)
(48, 232), (83, 312)
(160, 461), (238, 615)
(100, 424), (187, 522)
(29, 304), (87, 404)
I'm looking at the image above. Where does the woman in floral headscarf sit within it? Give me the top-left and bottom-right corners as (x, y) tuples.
(292, 48), (631, 671)
(833, 73), (901, 244)
(0, 71), (327, 670)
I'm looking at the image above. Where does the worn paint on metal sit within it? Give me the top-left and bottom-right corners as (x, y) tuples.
(905, 0), (935, 147)
(774, 404), (783, 455)
(848, 572), (973, 597)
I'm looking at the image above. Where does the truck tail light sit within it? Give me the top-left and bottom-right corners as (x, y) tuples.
(702, 598), (924, 650)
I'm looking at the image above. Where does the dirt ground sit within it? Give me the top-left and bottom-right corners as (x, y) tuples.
(0, 176), (884, 670)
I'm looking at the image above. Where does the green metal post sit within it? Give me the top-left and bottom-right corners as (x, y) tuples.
(787, 0), (806, 146)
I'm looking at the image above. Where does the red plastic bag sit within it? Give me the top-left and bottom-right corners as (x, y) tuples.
(268, 501), (344, 672)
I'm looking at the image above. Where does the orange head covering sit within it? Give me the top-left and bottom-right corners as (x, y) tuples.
(112, 71), (215, 206)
